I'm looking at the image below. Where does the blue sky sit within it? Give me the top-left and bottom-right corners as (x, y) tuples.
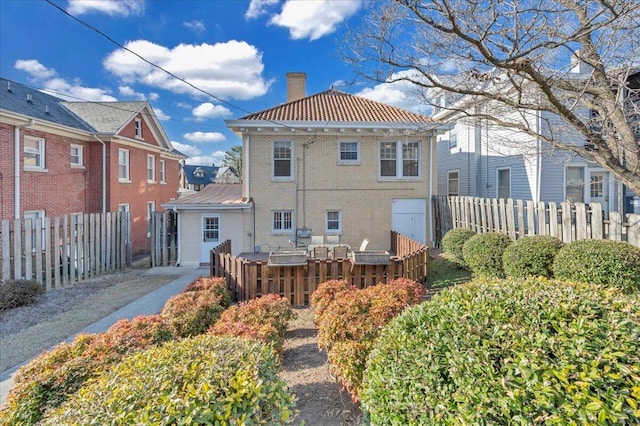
(0, 0), (421, 165)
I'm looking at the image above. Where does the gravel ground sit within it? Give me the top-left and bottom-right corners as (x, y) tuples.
(0, 269), (178, 372)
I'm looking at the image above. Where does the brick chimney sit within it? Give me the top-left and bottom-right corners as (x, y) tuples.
(286, 72), (306, 102)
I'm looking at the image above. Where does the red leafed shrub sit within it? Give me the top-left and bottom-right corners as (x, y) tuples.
(310, 279), (354, 323)
(161, 290), (227, 338)
(0, 315), (175, 425)
(183, 276), (232, 305)
(209, 294), (295, 353)
(315, 279), (425, 401)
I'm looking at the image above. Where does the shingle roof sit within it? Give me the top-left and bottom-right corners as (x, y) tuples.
(61, 101), (147, 133)
(168, 184), (247, 206)
(238, 89), (432, 123)
(183, 165), (219, 185)
(0, 78), (95, 131)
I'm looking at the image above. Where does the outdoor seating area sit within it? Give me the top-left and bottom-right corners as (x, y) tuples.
(269, 236), (380, 264)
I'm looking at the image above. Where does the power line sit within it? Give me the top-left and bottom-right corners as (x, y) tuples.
(44, 0), (257, 117)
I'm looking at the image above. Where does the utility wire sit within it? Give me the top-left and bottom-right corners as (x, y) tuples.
(44, 0), (285, 126)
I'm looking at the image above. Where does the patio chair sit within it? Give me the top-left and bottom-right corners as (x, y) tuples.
(325, 235), (340, 244)
(359, 238), (370, 251)
(331, 245), (349, 259)
(312, 246), (329, 259)
(310, 235), (324, 245)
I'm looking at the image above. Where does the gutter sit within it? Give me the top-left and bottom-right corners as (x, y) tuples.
(172, 206), (181, 267)
(92, 135), (107, 214)
(14, 119), (35, 219)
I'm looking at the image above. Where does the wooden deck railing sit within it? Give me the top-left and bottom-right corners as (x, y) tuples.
(210, 234), (429, 306)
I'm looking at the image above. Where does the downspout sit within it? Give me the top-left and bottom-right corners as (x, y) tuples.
(14, 119), (36, 219)
(92, 135), (107, 214)
(535, 110), (542, 203)
(244, 133), (256, 252)
(172, 206), (181, 266)
(429, 134), (435, 246)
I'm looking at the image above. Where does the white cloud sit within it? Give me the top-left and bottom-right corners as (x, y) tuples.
(183, 20), (206, 33)
(356, 71), (430, 115)
(14, 59), (57, 80)
(103, 40), (272, 100)
(67, 0), (145, 17)
(186, 150), (227, 166)
(245, 0), (279, 19)
(153, 107), (170, 121)
(192, 102), (233, 120)
(270, 0), (362, 41)
(183, 131), (226, 143)
(148, 92), (159, 101)
(119, 86), (160, 101)
(171, 141), (201, 157)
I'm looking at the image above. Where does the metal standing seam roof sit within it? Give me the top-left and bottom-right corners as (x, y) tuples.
(238, 89), (433, 123)
(60, 101), (147, 133)
(166, 184), (247, 206)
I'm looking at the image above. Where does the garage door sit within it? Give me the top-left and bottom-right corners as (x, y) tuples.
(392, 199), (426, 245)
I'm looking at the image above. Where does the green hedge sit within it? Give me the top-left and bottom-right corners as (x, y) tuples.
(42, 336), (296, 425)
(503, 236), (563, 278)
(553, 239), (640, 292)
(441, 228), (476, 265)
(462, 232), (512, 278)
(362, 278), (640, 425)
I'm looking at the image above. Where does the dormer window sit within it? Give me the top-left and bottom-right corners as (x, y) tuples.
(194, 167), (206, 178)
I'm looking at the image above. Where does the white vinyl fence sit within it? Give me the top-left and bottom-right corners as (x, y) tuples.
(0, 212), (130, 290)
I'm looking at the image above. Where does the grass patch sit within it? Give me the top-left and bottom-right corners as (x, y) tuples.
(428, 251), (472, 290)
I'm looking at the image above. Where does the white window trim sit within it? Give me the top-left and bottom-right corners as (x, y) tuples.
(24, 210), (46, 249)
(496, 167), (511, 199)
(272, 210), (294, 234)
(447, 169), (460, 196)
(378, 140), (422, 180)
(147, 154), (156, 183)
(119, 149), (130, 182)
(147, 201), (156, 238)
(24, 136), (46, 171)
(448, 129), (458, 150)
(159, 160), (166, 184)
(325, 210), (342, 234)
(338, 141), (360, 165)
(564, 165), (586, 203)
(202, 215), (221, 243)
(118, 203), (130, 212)
(272, 141), (294, 181)
(134, 118), (143, 139)
(70, 144), (84, 167)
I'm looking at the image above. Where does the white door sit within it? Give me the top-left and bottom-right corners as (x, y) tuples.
(589, 172), (609, 212)
(201, 215), (220, 263)
(392, 199), (426, 245)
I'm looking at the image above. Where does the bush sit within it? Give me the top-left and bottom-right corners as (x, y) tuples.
(502, 235), (563, 278)
(310, 279), (353, 323)
(362, 278), (640, 425)
(161, 289), (228, 337)
(553, 239), (640, 292)
(441, 228), (477, 265)
(209, 294), (296, 354)
(462, 232), (512, 278)
(0, 315), (173, 425)
(0, 279), (43, 310)
(316, 279), (424, 400)
(42, 336), (296, 425)
(183, 276), (232, 305)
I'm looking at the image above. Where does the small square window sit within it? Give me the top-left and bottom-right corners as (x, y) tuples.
(135, 118), (143, 138)
(326, 211), (342, 233)
(339, 142), (359, 163)
(272, 210), (293, 233)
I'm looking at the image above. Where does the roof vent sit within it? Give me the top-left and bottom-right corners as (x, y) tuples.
(7, 81), (12, 92)
(26, 93), (33, 103)
(45, 105), (50, 115)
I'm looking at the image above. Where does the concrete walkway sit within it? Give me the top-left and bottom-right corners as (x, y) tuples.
(0, 266), (207, 407)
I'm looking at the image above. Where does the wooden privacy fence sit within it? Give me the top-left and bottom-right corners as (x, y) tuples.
(210, 233), (429, 306)
(438, 196), (640, 248)
(0, 212), (130, 290)
(149, 211), (178, 267)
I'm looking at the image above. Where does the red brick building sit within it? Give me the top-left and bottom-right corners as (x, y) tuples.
(0, 78), (186, 254)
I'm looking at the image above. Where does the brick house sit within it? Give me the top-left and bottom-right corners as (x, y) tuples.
(0, 77), (186, 255)
(221, 72), (447, 254)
